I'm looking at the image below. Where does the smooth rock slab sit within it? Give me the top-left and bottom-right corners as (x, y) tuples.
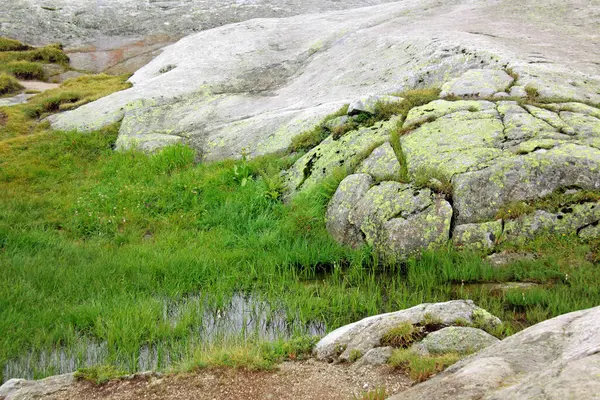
(389, 305), (600, 400)
(419, 327), (500, 355)
(356, 346), (394, 366)
(355, 142), (402, 181)
(0, 373), (74, 400)
(440, 69), (514, 98)
(314, 300), (501, 362)
(325, 174), (374, 248)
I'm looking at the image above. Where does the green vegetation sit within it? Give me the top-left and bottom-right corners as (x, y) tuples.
(496, 190), (600, 220)
(289, 104), (349, 152)
(74, 365), (126, 385)
(388, 349), (461, 382)
(1, 61), (45, 80)
(381, 323), (422, 348)
(412, 167), (453, 198)
(0, 37), (31, 52)
(354, 387), (388, 400)
(0, 73), (23, 95)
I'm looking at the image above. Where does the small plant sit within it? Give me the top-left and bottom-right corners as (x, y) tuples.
(495, 201), (534, 220)
(75, 365), (126, 385)
(388, 349), (461, 382)
(354, 387), (388, 400)
(349, 349), (362, 362)
(0, 73), (23, 95)
(381, 322), (422, 348)
(0, 37), (31, 52)
(412, 167), (453, 197)
(525, 85), (540, 102)
(453, 318), (471, 327)
(422, 313), (444, 330)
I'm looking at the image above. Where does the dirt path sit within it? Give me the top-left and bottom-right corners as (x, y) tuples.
(47, 360), (412, 400)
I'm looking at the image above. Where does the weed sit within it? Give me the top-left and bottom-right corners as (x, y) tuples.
(422, 313), (444, 329)
(354, 387), (388, 400)
(388, 349), (460, 382)
(452, 318), (470, 327)
(412, 167), (453, 197)
(0, 73), (23, 95)
(349, 349), (363, 362)
(75, 365), (126, 385)
(381, 322), (421, 348)
(525, 85), (540, 102)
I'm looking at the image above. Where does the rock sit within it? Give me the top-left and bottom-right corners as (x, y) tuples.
(508, 85), (527, 98)
(348, 182), (432, 245)
(503, 201), (600, 242)
(48, 1), (600, 158)
(486, 251), (536, 267)
(453, 220), (503, 251)
(523, 105), (576, 135)
(403, 100), (496, 129)
(0, 94), (36, 107)
(418, 327), (500, 355)
(379, 198), (453, 257)
(452, 144), (600, 224)
(355, 347), (394, 366)
(323, 115), (350, 131)
(313, 300), (501, 362)
(388, 305), (600, 400)
(0, 373), (74, 400)
(325, 174), (374, 248)
(580, 223), (600, 239)
(347, 95), (403, 115)
(285, 117), (398, 193)
(355, 142), (402, 182)
(440, 69), (514, 98)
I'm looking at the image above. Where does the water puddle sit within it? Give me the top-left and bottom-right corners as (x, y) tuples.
(3, 293), (325, 382)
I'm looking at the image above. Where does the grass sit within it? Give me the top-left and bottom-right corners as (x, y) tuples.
(0, 37), (31, 52)
(380, 323), (422, 348)
(1, 61), (45, 80)
(412, 167), (453, 198)
(388, 349), (461, 382)
(289, 104), (349, 153)
(354, 387), (388, 400)
(74, 365), (126, 385)
(0, 73), (23, 96)
(0, 73), (131, 140)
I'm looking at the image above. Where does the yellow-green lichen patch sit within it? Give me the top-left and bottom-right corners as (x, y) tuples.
(403, 99), (496, 129)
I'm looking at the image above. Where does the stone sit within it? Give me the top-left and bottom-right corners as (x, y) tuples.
(508, 85), (527, 98)
(313, 300), (501, 362)
(284, 117), (398, 194)
(0, 373), (74, 400)
(403, 100), (496, 129)
(418, 327), (500, 355)
(355, 347), (394, 366)
(579, 223), (600, 239)
(347, 95), (403, 115)
(355, 142), (402, 182)
(325, 174), (374, 248)
(388, 306), (600, 400)
(503, 201), (600, 242)
(523, 105), (575, 135)
(440, 69), (514, 98)
(323, 115), (350, 131)
(379, 198), (453, 257)
(486, 251), (537, 267)
(47, 1), (600, 157)
(348, 183), (432, 245)
(452, 144), (600, 224)
(453, 220), (503, 251)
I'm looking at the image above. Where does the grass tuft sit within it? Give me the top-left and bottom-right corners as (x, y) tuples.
(0, 73), (23, 95)
(381, 322), (421, 348)
(0, 37), (32, 52)
(388, 349), (460, 382)
(2, 60), (45, 80)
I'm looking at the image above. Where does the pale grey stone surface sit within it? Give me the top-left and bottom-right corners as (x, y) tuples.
(389, 306), (600, 400)
(355, 142), (402, 182)
(0, 373), (74, 400)
(440, 69), (514, 98)
(419, 327), (500, 355)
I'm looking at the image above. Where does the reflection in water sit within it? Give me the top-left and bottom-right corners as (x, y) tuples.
(3, 293), (326, 382)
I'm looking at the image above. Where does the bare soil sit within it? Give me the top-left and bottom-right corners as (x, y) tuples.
(47, 360), (412, 400)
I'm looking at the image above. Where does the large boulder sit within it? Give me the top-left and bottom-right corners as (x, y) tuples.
(417, 327), (500, 355)
(47, 0), (600, 160)
(0, 373), (74, 400)
(389, 305), (600, 400)
(313, 300), (501, 362)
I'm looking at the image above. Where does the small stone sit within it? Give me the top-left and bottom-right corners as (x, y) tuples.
(356, 347), (394, 366)
(509, 86), (527, 98)
(453, 220), (503, 251)
(419, 327), (500, 355)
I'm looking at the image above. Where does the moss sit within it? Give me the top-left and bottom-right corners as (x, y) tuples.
(0, 73), (23, 95)
(496, 190), (600, 220)
(349, 349), (362, 362)
(412, 167), (453, 197)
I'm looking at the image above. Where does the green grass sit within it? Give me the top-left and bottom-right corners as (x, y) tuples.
(0, 73), (23, 95)
(1, 61), (45, 80)
(354, 387), (388, 400)
(0, 37), (31, 52)
(388, 349), (461, 382)
(380, 322), (422, 348)
(0, 46), (69, 66)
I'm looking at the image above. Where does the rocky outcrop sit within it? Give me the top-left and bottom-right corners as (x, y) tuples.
(314, 300), (500, 362)
(390, 305), (600, 400)
(48, 0), (599, 160)
(416, 327), (500, 355)
(0, 373), (74, 400)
